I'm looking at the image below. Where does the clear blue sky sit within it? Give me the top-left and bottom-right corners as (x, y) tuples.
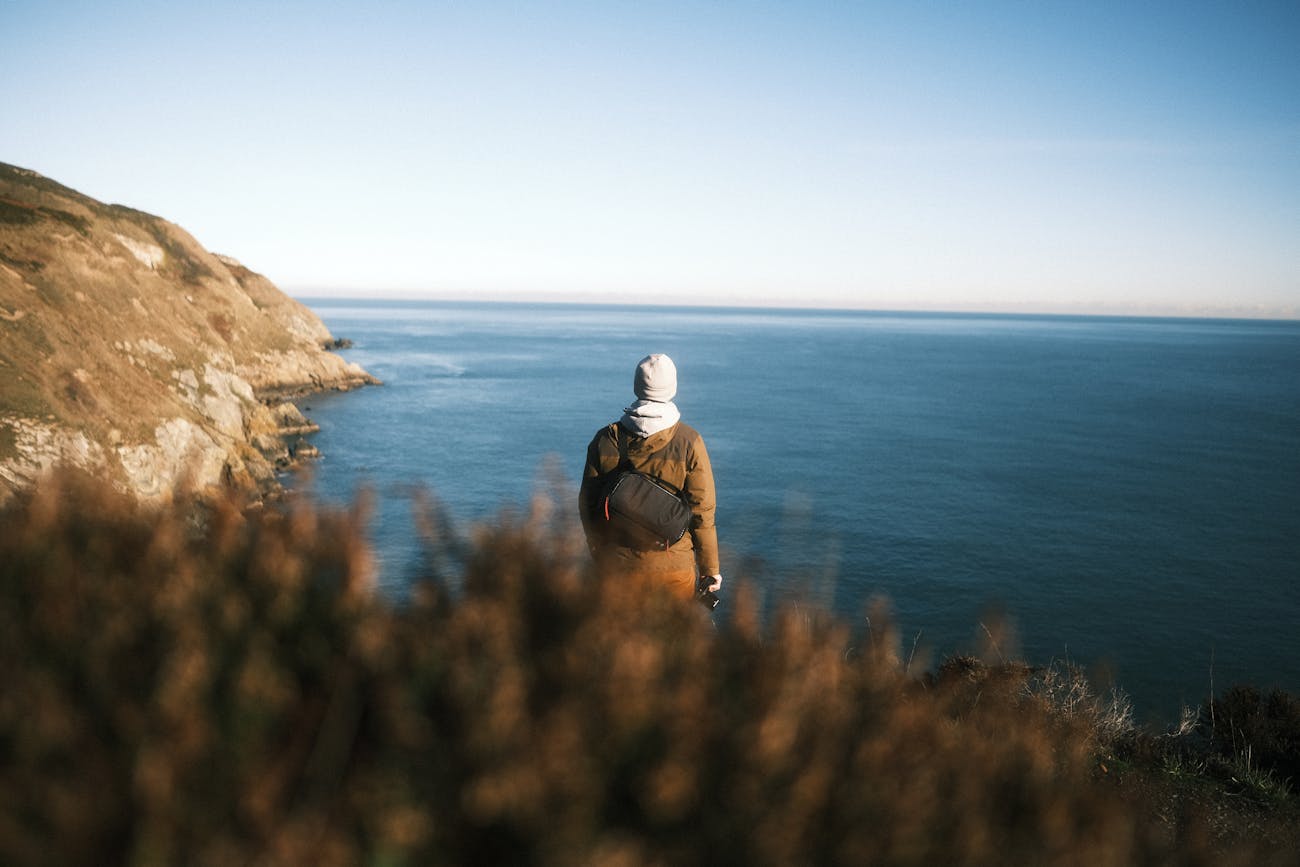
(3, 1), (1297, 315)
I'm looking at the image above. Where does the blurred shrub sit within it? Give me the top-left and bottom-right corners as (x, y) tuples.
(0, 470), (1295, 866)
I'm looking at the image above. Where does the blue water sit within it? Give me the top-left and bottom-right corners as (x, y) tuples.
(294, 300), (1300, 723)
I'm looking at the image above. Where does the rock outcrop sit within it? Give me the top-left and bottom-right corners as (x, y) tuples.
(0, 162), (379, 503)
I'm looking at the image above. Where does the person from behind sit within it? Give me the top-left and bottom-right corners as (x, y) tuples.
(579, 354), (722, 602)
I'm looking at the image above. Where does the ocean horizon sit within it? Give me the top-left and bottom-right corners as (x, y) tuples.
(290, 298), (1300, 724)
(290, 292), (1300, 324)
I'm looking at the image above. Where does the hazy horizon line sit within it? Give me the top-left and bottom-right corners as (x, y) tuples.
(287, 287), (1300, 322)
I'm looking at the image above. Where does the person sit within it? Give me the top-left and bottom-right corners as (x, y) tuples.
(579, 354), (722, 601)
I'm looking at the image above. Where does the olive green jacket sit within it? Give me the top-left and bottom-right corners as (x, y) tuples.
(579, 420), (720, 576)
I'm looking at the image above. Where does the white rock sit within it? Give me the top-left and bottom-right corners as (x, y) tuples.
(116, 418), (226, 501)
(113, 233), (165, 270)
(0, 418), (107, 489)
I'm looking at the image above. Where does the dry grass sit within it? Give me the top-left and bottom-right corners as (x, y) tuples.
(1, 470), (1297, 866)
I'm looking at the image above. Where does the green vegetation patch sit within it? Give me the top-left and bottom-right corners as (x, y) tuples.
(0, 250), (45, 272)
(0, 377), (52, 418)
(1, 162), (92, 204)
(0, 198), (39, 226)
(43, 206), (91, 236)
(0, 197), (91, 236)
(0, 421), (16, 461)
(1203, 686), (1300, 789)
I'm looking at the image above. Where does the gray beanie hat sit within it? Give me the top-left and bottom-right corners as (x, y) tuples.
(634, 353), (677, 402)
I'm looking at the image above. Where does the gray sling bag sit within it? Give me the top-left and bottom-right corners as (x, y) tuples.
(599, 427), (693, 551)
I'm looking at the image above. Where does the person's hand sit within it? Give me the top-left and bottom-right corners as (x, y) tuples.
(701, 574), (722, 593)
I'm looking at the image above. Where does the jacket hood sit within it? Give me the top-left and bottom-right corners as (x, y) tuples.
(619, 399), (680, 437)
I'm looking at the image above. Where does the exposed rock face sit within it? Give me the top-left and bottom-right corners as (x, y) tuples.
(0, 162), (379, 503)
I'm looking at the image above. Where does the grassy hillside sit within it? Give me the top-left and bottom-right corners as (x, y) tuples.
(2, 471), (1297, 866)
(0, 162), (376, 500)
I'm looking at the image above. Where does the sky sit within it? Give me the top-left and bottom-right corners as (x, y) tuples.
(2, 1), (1297, 316)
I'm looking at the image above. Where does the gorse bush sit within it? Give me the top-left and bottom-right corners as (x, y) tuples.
(0, 472), (375, 865)
(1, 471), (1296, 866)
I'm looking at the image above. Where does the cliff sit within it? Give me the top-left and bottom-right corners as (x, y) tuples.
(0, 161), (378, 502)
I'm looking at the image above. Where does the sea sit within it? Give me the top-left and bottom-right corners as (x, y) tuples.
(292, 299), (1300, 724)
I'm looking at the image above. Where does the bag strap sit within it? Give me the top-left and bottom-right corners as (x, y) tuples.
(610, 422), (685, 498)
(613, 423), (632, 472)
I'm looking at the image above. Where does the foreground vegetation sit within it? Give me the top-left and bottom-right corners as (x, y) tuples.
(2, 472), (1297, 866)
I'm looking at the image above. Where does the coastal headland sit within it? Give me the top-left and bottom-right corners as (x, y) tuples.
(0, 162), (378, 503)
